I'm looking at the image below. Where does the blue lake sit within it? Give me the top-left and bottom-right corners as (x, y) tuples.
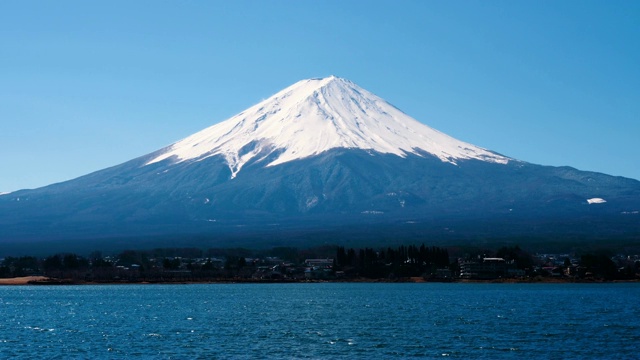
(1, 283), (638, 359)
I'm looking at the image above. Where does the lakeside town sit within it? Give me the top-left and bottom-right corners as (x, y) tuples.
(1, 244), (639, 285)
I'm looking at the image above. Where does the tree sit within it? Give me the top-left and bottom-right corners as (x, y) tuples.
(163, 258), (181, 270)
(44, 255), (63, 272)
(63, 254), (80, 269)
(496, 246), (533, 270)
(92, 258), (113, 268)
(335, 246), (347, 269)
(202, 259), (215, 271)
(580, 254), (618, 279)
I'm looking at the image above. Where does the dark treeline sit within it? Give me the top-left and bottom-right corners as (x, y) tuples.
(334, 244), (450, 278)
(0, 245), (338, 282)
(0, 244), (451, 281)
(1, 243), (638, 282)
(0, 256), (40, 278)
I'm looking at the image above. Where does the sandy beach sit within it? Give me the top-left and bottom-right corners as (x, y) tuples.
(0, 276), (49, 285)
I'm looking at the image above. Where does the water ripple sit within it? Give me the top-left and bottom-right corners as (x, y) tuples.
(0, 283), (639, 359)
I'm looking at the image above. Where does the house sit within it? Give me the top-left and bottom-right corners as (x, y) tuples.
(305, 259), (334, 267)
(459, 257), (510, 279)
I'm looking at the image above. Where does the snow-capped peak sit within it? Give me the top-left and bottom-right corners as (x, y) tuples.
(146, 76), (509, 177)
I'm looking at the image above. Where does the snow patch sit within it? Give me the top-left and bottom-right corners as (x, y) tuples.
(146, 76), (509, 177)
(305, 196), (319, 208)
(587, 198), (606, 204)
(0, 192), (10, 196)
(361, 210), (384, 215)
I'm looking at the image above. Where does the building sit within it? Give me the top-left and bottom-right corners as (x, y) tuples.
(459, 257), (511, 279)
(305, 259), (334, 267)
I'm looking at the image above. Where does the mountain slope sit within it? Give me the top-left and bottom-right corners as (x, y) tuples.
(0, 76), (639, 252)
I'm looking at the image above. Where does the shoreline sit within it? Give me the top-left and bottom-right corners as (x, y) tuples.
(1, 276), (638, 286)
(0, 276), (49, 285)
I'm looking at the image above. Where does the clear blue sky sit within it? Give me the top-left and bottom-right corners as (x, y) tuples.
(1, 1), (638, 192)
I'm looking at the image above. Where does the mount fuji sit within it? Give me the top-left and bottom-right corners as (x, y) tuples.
(146, 76), (509, 177)
(1, 76), (639, 253)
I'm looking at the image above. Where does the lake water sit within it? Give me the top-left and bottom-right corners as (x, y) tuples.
(0, 283), (638, 359)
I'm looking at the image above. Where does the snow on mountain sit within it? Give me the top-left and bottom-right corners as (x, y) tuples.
(587, 198), (606, 204)
(147, 76), (509, 178)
